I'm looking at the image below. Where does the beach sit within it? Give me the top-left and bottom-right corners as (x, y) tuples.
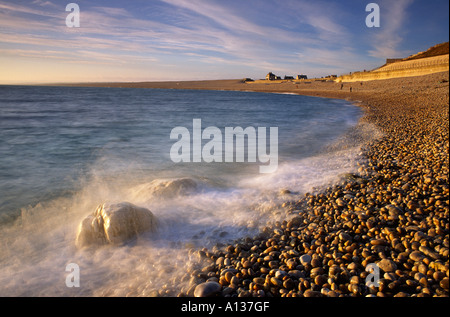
(25, 71), (450, 297)
(190, 72), (450, 297)
(1, 0), (449, 302)
(95, 71), (450, 297)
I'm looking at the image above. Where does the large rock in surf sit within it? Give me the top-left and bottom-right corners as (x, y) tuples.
(76, 202), (157, 248)
(130, 178), (198, 200)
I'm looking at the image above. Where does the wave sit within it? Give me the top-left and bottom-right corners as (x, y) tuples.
(0, 86), (384, 296)
(0, 118), (382, 296)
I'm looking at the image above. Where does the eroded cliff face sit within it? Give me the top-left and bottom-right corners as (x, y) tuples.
(338, 55), (449, 83)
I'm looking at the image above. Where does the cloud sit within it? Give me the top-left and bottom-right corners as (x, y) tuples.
(1, 0), (404, 82)
(1, 0), (354, 81)
(32, 0), (56, 7)
(368, 0), (415, 58)
(0, 1), (60, 18)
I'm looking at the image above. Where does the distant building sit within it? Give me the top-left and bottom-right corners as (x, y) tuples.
(386, 58), (403, 64)
(284, 75), (294, 80)
(266, 72), (282, 80)
(296, 75), (308, 80)
(266, 72), (277, 80)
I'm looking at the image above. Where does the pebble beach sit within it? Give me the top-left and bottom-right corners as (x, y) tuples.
(173, 72), (450, 298)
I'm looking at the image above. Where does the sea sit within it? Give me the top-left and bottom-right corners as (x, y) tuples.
(0, 85), (378, 296)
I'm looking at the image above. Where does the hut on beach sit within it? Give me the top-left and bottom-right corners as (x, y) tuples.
(266, 72), (282, 80)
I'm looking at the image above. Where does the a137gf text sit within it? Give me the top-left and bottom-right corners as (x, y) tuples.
(181, 301), (269, 314)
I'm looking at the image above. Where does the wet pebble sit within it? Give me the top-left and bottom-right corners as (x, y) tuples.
(194, 282), (222, 297)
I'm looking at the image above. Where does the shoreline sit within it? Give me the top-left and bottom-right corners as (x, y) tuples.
(163, 71), (448, 297)
(44, 71), (444, 106)
(3, 72), (448, 297)
(47, 72), (449, 297)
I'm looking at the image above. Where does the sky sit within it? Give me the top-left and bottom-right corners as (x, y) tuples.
(0, 0), (448, 84)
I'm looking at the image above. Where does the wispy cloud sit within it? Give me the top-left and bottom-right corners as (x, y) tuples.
(1, 0), (444, 83)
(368, 0), (415, 58)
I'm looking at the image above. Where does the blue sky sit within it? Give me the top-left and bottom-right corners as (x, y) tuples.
(0, 0), (448, 83)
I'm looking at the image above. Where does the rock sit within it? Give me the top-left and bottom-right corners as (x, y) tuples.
(194, 282), (222, 297)
(339, 232), (352, 242)
(300, 254), (312, 266)
(311, 258), (321, 268)
(303, 290), (321, 297)
(310, 267), (324, 277)
(347, 262), (359, 271)
(314, 275), (327, 286)
(329, 265), (341, 276)
(440, 278), (449, 290)
(370, 239), (388, 246)
(283, 278), (295, 289)
(394, 292), (409, 297)
(253, 277), (265, 285)
(76, 202), (157, 248)
(386, 205), (402, 219)
(270, 277), (283, 287)
(336, 198), (346, 207)
(419, 246), (440, 260)
(377, 259), (397, 272)
(287, 216), (303, 229)
(348, 284), (361, 295)
(279, 189), (292, 195)
(409, 251), (426, 262)
(406, 200), (420, 211)
(130, 178), (198, 200)
(275, 270), (288, 279)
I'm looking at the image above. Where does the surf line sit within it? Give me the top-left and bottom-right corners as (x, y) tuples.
(170, 119), (278, 173)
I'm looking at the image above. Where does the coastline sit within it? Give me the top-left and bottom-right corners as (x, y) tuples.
(41, 72), (450, 297)
(147, 71), (447, 297)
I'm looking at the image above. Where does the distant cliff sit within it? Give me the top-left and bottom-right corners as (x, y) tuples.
(338, 42), (449, 83)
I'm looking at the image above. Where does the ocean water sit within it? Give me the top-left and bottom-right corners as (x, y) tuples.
(0, 85), (376, 296)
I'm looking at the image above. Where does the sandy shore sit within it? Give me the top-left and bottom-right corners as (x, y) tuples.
(63, 71), (447, 106)
(66, 72), (449, 297)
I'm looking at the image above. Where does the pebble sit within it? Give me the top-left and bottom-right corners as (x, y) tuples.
(440, 278), (449, 290)
(377, 259), (397, 272)
(419, 246), (440, 260)
(300, 254), (312, 266)
(303, 290), (321, 297)
(270, 277), (283, 287)
(336, 198), (346, 207)
(339, 232), (352, 242)
(370, 239), (388, 246)
(194, 282), (222, 297)
(409, 251), (426, 262)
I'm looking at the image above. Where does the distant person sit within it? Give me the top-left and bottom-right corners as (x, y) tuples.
(340, 84), (344, 90)
(350, 87), (353, 92)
